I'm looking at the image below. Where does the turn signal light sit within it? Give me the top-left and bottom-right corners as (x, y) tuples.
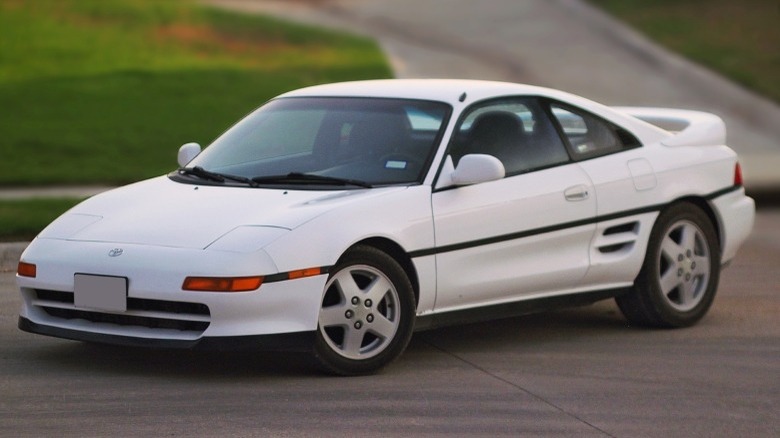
(17, 262), (37, 278)
(182, 276), (263, 292)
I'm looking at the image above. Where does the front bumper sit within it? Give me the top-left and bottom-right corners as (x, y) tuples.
(17, 238), (329, 348)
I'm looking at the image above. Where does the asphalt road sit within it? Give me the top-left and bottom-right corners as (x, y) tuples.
(1, 210), (778, 437)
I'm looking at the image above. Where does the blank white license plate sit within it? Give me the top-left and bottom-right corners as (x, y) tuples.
(74, 274), (127, 312)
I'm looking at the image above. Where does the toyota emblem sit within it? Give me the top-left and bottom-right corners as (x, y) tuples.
(108, 248), (124, 257)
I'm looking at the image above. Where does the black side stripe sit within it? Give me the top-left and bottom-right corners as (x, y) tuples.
(705, 185), (742, 200)
(409, 185), (741, 258)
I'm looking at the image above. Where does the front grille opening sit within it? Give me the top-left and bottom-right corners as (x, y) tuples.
(42, 307), (209, 331)
(33, 289), (210, 333)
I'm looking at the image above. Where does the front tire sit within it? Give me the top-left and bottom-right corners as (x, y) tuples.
(314, 246), (415, 375)
(616, 203), (721, 328)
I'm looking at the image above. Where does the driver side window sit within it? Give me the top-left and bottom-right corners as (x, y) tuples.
(451, 98), (570, 176)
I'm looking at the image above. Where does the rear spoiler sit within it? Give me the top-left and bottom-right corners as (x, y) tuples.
(613, 107), (726, 147)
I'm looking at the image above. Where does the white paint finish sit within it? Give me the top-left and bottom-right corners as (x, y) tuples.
(449, 154), (505, 186)
(432, 163), (596, 309)
(16, 79), (755, 345)
(177, 142), (201, 167)
(710, 189), (756, 264)
(615, 107), (727, 147)
(49, 177), (408, 250)
(583, 212), (658, 287)
(627, 158), (657, 191)
(206, 226), (289, 253)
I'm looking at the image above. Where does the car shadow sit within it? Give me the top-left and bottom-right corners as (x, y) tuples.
(31, 342), (319, 379)
(29, 301), (631, 378)
(412, 300), (631, 353)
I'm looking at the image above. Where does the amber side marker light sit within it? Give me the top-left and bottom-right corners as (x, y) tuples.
(18, 262), (37, 278)
(182, 276), (263, 292)
(288, 267), (322, 279)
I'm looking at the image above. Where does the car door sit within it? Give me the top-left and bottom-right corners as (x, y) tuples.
(547, 102), (658, 288)
(431, 97), (597, 312)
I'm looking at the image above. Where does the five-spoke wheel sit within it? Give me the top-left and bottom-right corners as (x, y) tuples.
(657, 220), (712, 312)
(314, 246), (415, 375)
(617, 203), (720, 327)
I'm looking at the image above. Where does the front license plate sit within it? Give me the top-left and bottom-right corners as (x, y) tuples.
(74, 274), (127, 312)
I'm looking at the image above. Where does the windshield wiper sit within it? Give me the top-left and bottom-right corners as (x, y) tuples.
(251, 172), (373, 188)
(178, 166), (258, 187)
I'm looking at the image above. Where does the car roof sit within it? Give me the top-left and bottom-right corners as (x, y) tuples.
(278, 79), (575, 106)
(278, 79), (670, 143)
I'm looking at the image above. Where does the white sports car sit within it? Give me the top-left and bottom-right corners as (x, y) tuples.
(17, 80), (755, 375)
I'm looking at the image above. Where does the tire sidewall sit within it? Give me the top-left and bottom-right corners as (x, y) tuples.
(641, 204), (721, 327)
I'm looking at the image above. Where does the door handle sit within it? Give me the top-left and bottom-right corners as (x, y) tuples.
(564, 185), (590, 201)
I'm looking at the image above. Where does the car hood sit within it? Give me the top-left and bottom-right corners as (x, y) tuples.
(39, 176), (405, 250)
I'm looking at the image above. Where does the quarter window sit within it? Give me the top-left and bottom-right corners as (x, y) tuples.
(550, 103), (641, 159)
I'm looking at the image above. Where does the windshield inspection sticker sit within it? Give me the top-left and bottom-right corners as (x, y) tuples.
(385, 160), (408, 170)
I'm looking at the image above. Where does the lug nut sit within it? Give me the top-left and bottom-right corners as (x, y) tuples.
(354, 321), (363, 329)
(366, 314), (374, 323)
(685, 274), (691, 281)
(351, 296), (359, 305)
(687, 250), (693, 258)
(678, 268), (683, 277)
(691, 262), (696, 269)
(365, 299), (372, 308)
(345, 310), (354, 319)
(678, 254), (684, 262)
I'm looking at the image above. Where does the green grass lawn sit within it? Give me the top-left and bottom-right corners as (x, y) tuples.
(0, 0), (391, 186)
(0, 0), (390, 240)
(0, 198), (83, 241)
(590, 0), (780, 103)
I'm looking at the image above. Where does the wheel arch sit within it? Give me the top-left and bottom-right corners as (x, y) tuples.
(342, 237), (420, 307)
(668, 196), (723, 252)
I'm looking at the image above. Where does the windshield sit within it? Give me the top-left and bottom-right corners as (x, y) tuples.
(186, 97), (451, 187)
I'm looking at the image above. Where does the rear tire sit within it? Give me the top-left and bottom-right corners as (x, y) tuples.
(313, 246), (415, 375)
(616, 203), (720, 328)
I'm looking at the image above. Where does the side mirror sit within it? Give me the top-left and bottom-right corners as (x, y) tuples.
(177, 142), (201, 167)
(449, 154), (505, 186)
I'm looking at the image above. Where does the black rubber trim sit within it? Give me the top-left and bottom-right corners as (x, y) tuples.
(414, 288), (630, 331)
(410, 185), (741, 258)
(18, 317), (316, 352)
(705, 184), (742, 200)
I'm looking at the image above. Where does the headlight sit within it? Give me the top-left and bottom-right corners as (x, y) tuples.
(206, 225), (289, 253)
(38, 214), (102, 240)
